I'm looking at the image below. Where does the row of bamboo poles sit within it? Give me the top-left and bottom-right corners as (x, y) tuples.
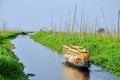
(45, 4), (120, 43)
(0, 5), (120, 42)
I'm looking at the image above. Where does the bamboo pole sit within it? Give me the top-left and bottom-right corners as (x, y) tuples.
(95, 18), (98, 40)
(114, 25), (115, 37)
(100, 6), (110, 43)
(59, 9), (62, 43)
(71, 4), (77, 41)
(118, 10), (120, 40)
(80, 18), (87, 44)
(100, 7), (108, 30)
(49, 10), (53, 34)
(3, 20), (6, 32)
(68, 10), (72, 41)
(91, 20), (94, 40)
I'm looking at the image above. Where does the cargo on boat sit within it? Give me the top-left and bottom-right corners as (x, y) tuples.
(62, 45), (90, 68)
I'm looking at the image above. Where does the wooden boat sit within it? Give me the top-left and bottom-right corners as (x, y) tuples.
(63, 45), (90, 68)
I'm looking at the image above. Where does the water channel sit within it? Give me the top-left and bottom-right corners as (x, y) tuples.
(11, 35), (118, 80)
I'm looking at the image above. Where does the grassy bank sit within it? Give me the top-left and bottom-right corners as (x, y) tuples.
(31, 31), (120, 77)
(0, 32), (28, 80)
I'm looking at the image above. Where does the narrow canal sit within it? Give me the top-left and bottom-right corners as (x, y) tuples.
(11, 35), (118, 80)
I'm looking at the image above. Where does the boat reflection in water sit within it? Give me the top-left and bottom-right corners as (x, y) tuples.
(63, 63), (89, 80)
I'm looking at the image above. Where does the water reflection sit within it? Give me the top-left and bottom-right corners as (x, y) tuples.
(63, 63), (89, 80)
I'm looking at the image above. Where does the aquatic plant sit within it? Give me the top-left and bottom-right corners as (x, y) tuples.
(31, 31), (120, 77)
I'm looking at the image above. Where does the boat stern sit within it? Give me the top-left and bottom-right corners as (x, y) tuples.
(78, 62), (91, 67)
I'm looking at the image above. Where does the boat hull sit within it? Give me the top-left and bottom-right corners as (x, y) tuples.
(66, 61), (90, 68)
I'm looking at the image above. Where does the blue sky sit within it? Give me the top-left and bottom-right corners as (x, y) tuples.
(0, 0), (120, 31)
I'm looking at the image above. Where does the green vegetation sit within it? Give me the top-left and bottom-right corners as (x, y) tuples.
(31, 31), (120, 77)
(0, 32), (28, 80)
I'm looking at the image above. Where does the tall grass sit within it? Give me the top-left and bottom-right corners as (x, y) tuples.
(0, 32), (28, 80)
(31, 31), (120, 77)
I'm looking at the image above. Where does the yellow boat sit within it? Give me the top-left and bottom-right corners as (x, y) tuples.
(62, 45), (90, 68)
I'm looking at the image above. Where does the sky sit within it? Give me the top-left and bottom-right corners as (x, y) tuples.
(0, 0), (120, 31)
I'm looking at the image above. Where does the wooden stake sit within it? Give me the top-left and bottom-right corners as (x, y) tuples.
(71, 4), (77, 41)
(118, 10), (120, 40)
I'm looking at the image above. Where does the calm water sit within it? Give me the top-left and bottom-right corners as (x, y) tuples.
(11, 35), (118, 80)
